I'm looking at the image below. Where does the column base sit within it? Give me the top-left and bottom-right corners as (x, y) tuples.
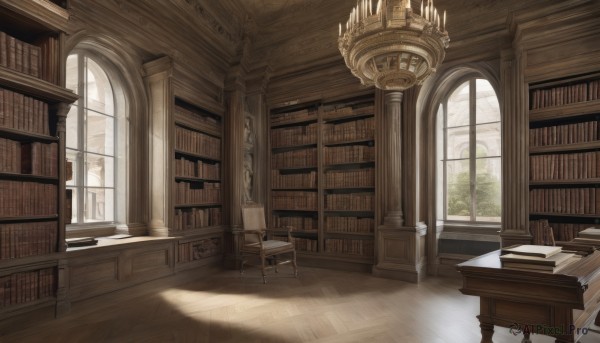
(372, 222), (427, 283)
(223, 226), (244, 269)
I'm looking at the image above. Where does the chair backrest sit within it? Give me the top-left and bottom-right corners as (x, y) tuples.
(241, 203), (267, 244)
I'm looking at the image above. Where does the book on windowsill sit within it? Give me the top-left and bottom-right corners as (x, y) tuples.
(501, 244), (562, 258)
(66, 237), (98, 247)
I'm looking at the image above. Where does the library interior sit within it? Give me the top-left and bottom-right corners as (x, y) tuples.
(0, 0), (600, 342)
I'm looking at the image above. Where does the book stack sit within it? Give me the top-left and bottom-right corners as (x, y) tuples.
(500, 245), (580, 273)
(577, 227), (600, 239)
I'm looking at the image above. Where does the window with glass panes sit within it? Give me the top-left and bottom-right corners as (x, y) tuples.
(65, 53), (116, 224)
(437, 78), (501, 222)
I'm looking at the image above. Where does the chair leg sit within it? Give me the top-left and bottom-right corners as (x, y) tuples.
(273, 255), (279, 273)
(292, 250), (298, 278)
(261, 254), (267, 284)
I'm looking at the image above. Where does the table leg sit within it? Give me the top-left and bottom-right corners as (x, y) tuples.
(479, 322), (494, 343)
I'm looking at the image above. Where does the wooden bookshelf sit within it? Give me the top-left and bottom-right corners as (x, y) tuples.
(0, 0), (77, 318)
(268, 95), (376, 265)
(528, 73), (600, 244)
(172, 99), (222, 236)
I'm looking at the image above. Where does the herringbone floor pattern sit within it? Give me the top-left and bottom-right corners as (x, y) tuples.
(1, 266), (597, 343)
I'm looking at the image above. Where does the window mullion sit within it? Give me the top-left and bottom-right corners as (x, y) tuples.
(469, 79), (476, 222)
(77, 53), (85, 224)
(443, 100), (448, 221)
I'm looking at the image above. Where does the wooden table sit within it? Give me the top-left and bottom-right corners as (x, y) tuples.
(457, 250), (600, 343)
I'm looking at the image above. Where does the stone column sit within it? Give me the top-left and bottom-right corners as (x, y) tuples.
(373, 89), (427, 283)
(223, 66), (247, 268)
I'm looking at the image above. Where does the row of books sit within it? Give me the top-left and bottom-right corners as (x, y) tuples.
(324, 168), (374, 188)
(325, 238), (374, 256)
(177, 238), (221, 263)
(529, 120), (598, 147)
(0, 181), (57, 217)
(271, 170), (317, 189)
(325, 216), (374, 233)
(271, 191), (318, 210)
(271, 108), (317, 125)
(271, 122), (318, 148)
(529, 187), (600, 214)
(35, 35), (59, 85)
(0, 268), (55, 308)
(530, 79), (600, 110)
(294, 237), (318, 252)
(529, 151), (599, 181)
(0, 31), (41, 79)
(500, 245), (580, 273)
(324, 145), (375, 165)
(173, 207), (222, 231)
(0, 139), (58, 177)
(325, 193), (374, 211)
(271, 215), (318, 231)
(174, 126), (221, 160)
(529, 219), (555, 246)
(175, 105), (219, 129)
(174, 181), (221, 205)
(555, 222), (595, 241)
(323, 104), (374, 119)
(0, 88), (50, 135)
(322, 117), (374, 144)
(0, 222), (57, 259)
(174, 157), (220, 180)
(271, 148), (317, 169)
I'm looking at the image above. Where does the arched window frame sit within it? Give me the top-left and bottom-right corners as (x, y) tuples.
(436, 76), (502, 225)
(64, 34), (148, 236)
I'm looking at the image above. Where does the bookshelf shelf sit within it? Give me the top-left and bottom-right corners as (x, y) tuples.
(0, 172), (58, 182)
(269, 94), (376, 268)
(323, 112), (374, 122)
(0, 67), (77, 103)
(0, 127), (58, 143)
(270, 114), (319, 128)
(529, 141), (600, 154)
(174, 203), (222, 209)
(0, 215), (58, 223)
(174, 176), (220, 183)
(174, 149), (221, 162)
(271, 142), (318, 150)
(529, 178), (600, 186)
(529, 213), (600, 218)
(529, 99), (600, 122)
(322, 138), (374, 147)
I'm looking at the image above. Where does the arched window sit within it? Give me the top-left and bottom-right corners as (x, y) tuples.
(65, 53), (116, 224)
(437, 78), (501, 223)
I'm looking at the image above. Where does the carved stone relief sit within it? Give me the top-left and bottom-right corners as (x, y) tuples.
(243, 108), (256, 203)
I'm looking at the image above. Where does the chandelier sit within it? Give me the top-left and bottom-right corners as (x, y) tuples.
(338, 0), (449, 91)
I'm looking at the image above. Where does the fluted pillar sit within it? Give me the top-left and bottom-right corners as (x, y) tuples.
(382, 91), (405, 226)
(500, 48), (531, 246)
(373, 89), (427, 283)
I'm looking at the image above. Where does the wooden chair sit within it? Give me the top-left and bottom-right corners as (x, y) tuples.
(240, 203), (298, 283)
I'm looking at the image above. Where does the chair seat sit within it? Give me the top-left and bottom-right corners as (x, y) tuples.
(241, 240), (294, 255)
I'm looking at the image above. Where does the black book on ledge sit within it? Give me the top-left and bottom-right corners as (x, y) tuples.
(66, 237), (98, 247)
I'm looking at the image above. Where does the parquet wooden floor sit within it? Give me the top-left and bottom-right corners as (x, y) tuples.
(1, 266), (598, 343)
